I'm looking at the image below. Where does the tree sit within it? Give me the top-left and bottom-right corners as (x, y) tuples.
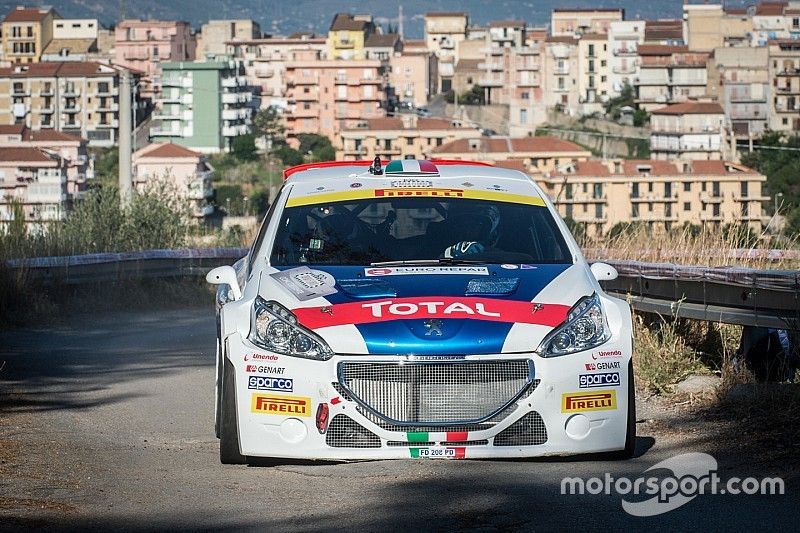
(231, 134), (258, 161)
(252, 106), (285, 153)
(274, 144), (303, 167)
(632, 109), (649, 128)
(297, 134), (336, 162)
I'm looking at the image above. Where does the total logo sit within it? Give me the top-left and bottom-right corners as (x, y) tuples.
(245, 365), (286, 375)
(362, 300), (501, 318)
(244, 353), (279, 362)
(591, 349), (622, 360)
(579, 372), (620, 388)
(247, 375), (293, 392)
(585, 361), (621, 371)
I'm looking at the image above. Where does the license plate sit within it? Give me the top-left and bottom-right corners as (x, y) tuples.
(414, 447), (456, 459)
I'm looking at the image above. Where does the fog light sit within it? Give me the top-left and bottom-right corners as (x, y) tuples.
(316, 402), (330, 434)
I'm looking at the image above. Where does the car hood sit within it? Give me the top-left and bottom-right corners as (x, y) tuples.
(258, 264), (594, 355)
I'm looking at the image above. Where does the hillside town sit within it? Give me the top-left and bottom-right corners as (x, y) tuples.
(1, 2), (799, 235)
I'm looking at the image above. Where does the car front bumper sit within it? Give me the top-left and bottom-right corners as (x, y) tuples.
(226, 333), (632, 460)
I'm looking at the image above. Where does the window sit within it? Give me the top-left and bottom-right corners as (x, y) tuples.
(303, 103), (310, 110)
(337, 85), (347, 98)
(595, 203), (603, 219)
(98, 82), (109, 93)
(740, 181), (749, 197)
(520, 108), (528, 124)
(683, 202), (691, 211)
(712, 181), (720, 197)
(521, 91), (529, 100)
(364, 85), (374, 98)
(631, 183), (639, 198)
(741, 202), (749, 217)
(683, 182), (691, 192)
(632, 204), (639, 218)
(589, 60), (595, 73)
(26, 25), (33, 37)
(588, 44), (595, 57)
(565, 183), (573, 199)
(592, 183), (602, 199)
(12, 26), (21, 38)
(406, 137), (414, 145)
(665, 203), (672, 217)
(713, 203), (720, 217)
(664, 182), (672, 197)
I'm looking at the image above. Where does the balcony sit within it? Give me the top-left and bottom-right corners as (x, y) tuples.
(612, 64), (637, 75)
(62, 121), (81, 129)
(97, 102), (119, 112)
(162, 77), (193, 89)
(40, 87), (55, 96)
(39, 106), (54, 114)
(478, 62), (504, 71)
(63, 105), (81, 113)
(62, 87), (80, 97)
(150, 127), (181, 137)
(255, 68), (274, 78)
(553, 65), (570, 75)
(221, 92), (249, 104)
(613, 47), (637, 56)
(11, 87), (30, 97)
(776, 68), (800, 76)
(336, 40), (355, 49)
(222, 124), (248, 137)
(222, 108), (248, 120)
(96, 120), (119, 128)
(478, 76), (503, 87)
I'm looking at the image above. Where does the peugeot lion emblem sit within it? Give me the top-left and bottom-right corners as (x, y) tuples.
(424, 319), (443, 337)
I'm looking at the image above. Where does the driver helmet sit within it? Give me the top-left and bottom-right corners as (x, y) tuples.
(448, 203), (501, 247)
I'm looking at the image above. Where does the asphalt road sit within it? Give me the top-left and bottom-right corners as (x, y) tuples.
(0, 307), (796, 531)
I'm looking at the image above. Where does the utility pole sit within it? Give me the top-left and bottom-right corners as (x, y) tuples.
(398, 5), (404, 40)
(119, 69), (133, 207)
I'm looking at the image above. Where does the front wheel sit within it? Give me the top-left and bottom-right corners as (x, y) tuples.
(219, 357), (247, 465)
(610, 360), (637, 459)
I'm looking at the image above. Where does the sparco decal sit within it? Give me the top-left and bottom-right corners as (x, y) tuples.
(579, 372), (620, 388)
(248, 376), (294, 392)
(292, 297), (571, 330)
(585, 361), (621, 371)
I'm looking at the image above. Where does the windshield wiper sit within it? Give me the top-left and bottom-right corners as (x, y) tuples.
(369, 259), (487, 267)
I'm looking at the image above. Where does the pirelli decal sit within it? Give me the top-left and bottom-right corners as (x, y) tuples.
(286, 188), (546, 208)
(561, 390), (617, 413)
(251, 394), (312, 417)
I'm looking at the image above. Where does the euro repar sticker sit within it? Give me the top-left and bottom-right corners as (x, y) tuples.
(271, 267), (337, 301)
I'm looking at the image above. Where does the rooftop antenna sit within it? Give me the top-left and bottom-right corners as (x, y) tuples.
(398, 5), (404, 39)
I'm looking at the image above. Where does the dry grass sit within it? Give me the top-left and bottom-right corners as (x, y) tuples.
(583, 224), (800, 269)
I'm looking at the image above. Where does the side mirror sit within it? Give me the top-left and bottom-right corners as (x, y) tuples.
(206, 266), (242, 301)
(590, 262), (618, 282)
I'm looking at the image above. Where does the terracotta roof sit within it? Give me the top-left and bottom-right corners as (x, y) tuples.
(455, 58), (482, 71)
(691, 160), (728, 174)
(0, 124), (26, 136)
(724, 7), (749, 15)
(494, 159), (529, 173)
(651, 102), (724, 115)
(3, 6), (53, 23)
(0, 124), (82, 143)
(365, 33), (399, 48)
(568, 160), (611, 177)
(43, 38), (97, 55)
(137, 143), (201, 159)
(0, 147), (57, 163)
(330, 13), (371, 32)
(417, 117), (463, 130)
(433, 136), (588, 155)
(489, 20), (525, 28)
(546, 36), (578, 44)
(637, 44), (688, 56)
(755, 2), (788, 16)
(557, 159), (758, 177)
(580, 33), (607, 41)
(644, 19), (683, 41)
(0, 61), (119, 78)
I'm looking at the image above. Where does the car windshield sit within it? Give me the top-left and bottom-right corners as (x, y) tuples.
(270, 196), (572, 266)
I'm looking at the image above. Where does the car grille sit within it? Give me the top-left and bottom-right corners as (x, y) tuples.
(493, 412), (548, 446)
(386, 440), (489, 447)
(325, 415), (381, 448)
(337, 360), (534, 426)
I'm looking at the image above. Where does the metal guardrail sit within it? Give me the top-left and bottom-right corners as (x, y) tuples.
(601, 260), (799, 329)
(4, 249), (799, 329)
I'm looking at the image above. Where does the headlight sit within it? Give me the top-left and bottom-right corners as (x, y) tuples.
(249, 297), (333, 360)
(537, 293), (610, 357)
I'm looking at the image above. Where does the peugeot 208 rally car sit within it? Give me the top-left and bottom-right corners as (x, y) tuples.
(207, 158), (634, 464)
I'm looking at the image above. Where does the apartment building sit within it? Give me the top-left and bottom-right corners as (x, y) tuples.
(0, 124), (91, 198)
(550, 8), (623, 37)
(577, 34), (610, 114)
(650, 102), (727, 161)
(635, 45), (710, 111)
(0, 146), (69, 226)
(431, 136), (591, 174)
(42, 18), (99, 62)
(336, 115), (481, 160)
(710, 47), (770, 139)
(284, 55), (385, 141)
(0, 61), (133, 147)
(424, 12), (469, 92)
(389, 41), (434, 107)
(643, 19), (684, 46)
(327, 13), (376, 60)
(197, 19), (261, 60)
(544, 36), (579, 113)
(768, 39), (800, 132)
(750, 1), (800, 46)
(226, 37), (327, 109)
(132, 142), (214, 218)
(683, 3), (752, 51)
(607, 21), (644, 98)
(544, 159), (768, 236)
(1, 6), (58, 64)
(150, 60), (253, 154)
(364, 33), (401, 62)
(114, 20), (196, 101)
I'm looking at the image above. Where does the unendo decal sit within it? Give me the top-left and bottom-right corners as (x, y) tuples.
(292, 297), (570, 330)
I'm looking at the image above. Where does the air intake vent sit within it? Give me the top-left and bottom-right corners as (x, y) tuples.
(326, 415), (381, 448)
(493, 411), (548, 446)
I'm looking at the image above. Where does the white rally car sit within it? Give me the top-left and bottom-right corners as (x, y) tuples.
(207, 158), (635, 464)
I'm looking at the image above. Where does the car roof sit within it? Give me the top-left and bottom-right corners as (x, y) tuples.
(283, 159), (535, 185)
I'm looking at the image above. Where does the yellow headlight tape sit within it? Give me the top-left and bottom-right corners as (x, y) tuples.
(285, 188), (546, 208)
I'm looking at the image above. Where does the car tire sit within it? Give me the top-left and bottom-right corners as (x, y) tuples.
(214, 335), (222, 439)
(219, 356), (247, 465)
(609, 360), (637, 459)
